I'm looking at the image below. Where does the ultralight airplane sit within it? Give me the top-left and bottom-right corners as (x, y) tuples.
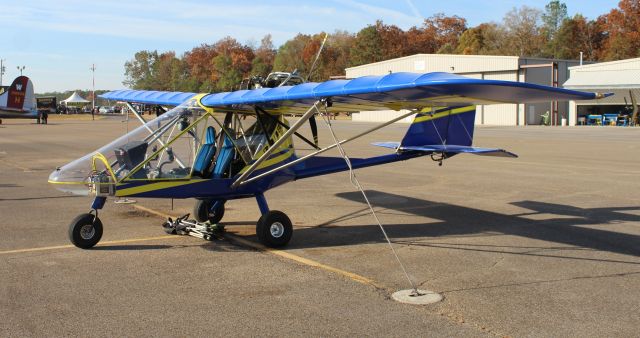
(0, 76), (38, 123)
(48, 71), (608, 249)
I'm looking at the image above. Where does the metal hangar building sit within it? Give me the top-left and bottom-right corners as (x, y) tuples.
(563, 57), (640, 126)
(345, 54), (584, 126)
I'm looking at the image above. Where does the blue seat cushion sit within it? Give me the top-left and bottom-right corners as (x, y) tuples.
(192, 127), (217, 177)
(213, 135), (235, 178)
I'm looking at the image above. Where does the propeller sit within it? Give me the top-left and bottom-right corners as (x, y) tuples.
(304, 33), (328, 148)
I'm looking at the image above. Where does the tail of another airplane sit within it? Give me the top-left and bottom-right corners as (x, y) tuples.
(0, 76), (36, 111)
(374, 106), (517, 158)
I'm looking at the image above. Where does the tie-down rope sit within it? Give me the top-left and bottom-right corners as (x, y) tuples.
(317, 105), (418, 293)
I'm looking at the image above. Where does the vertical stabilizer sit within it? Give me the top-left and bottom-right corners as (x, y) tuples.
(401, 106), (476, 147)
(1, 76), (34, 111)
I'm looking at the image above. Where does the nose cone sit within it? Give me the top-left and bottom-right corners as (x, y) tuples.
(48, 153), (94, 195)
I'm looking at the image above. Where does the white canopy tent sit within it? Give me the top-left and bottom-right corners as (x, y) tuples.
(61, 92), (90, 105)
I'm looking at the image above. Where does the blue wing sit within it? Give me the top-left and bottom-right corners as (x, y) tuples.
(99, 72), (608, 113)
(198, 72), (608, 114)
(99, 90), (197, 106)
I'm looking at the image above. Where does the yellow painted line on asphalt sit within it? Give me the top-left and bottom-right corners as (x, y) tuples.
(227, 234), (382, 287)
(132, 204), (384, 289)
(0, 235), (181, 255)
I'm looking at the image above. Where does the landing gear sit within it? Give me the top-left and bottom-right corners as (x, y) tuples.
(254, 193), (293, 248)
(256, 210), (292, 248)
(193, 199), (225, 224)
(68, 213), (103, 249)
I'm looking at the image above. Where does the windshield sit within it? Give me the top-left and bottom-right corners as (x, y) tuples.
(48, 97), (208, 192)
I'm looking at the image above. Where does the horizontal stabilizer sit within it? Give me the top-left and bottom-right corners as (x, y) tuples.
(372, 142), (517, 158)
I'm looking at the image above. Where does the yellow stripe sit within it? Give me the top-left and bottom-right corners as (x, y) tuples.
(131, 205), (383, 288)
(227, 234), (380, 287)
(413, 105), (475, 124)
(0, 235), (182, 255)
(116, 179), (204, 197)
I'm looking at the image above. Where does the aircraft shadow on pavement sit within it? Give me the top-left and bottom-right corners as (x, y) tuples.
(0, 195), (82, 201)
(286, 190), (640, 261)
(0, 184), (22, 188)
(93, 244), (176, 251)
(93, 241), (242, 252)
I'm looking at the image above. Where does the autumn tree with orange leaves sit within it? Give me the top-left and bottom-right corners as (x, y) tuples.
(599, 0), (640, 60)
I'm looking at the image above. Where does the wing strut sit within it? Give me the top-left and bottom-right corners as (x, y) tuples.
(230, 101), (321, 189)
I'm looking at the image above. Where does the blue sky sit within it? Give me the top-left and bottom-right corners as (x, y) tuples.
(0, 0), (620, 92)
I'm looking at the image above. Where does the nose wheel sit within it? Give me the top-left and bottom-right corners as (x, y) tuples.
(68, 212), (103, 249)
(256, 210), (292, 248)
(193, 199), (225, 224)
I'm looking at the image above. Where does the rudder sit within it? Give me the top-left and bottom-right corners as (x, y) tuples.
(401, 106), (476, 147)
(1, 76), (35, 111)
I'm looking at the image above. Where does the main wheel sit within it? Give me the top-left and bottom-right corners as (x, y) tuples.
(256, 210), (292, 248)
(193, 200), (225, 223)
(68, 213), (103, 249)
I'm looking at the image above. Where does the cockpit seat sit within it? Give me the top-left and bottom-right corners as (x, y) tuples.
(115, 141), (148, 179)
(213, 131), (235, 178)
(192, 126), (217, 178)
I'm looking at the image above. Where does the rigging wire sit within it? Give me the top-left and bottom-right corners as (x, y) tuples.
(317, 103), (418, 293)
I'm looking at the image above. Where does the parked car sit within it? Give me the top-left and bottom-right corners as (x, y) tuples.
(99, 106), (113, 114)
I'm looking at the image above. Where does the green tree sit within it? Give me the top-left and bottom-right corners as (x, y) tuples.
(542, 1), (568, 57)
(212, 54), (242, 91)
(348, 25), (383, 66)
(150, 52), (179, 91)
(123, 50), (159, 89)
(273, 34), (313, 73)
(542, 1), (568, 38)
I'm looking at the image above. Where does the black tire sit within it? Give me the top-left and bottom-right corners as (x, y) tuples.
(162, 219), (177, 235)
(193, 199), (225, 223)
(68, 213), (103, 249)
(256, 210), (292, 248)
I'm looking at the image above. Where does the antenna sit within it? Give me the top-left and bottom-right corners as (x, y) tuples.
(305, 33), (329, 82)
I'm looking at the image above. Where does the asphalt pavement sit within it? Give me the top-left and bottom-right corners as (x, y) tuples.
(1, 116), (638, 337)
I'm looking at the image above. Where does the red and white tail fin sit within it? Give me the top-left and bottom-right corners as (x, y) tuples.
(1, 76), (35, 111)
